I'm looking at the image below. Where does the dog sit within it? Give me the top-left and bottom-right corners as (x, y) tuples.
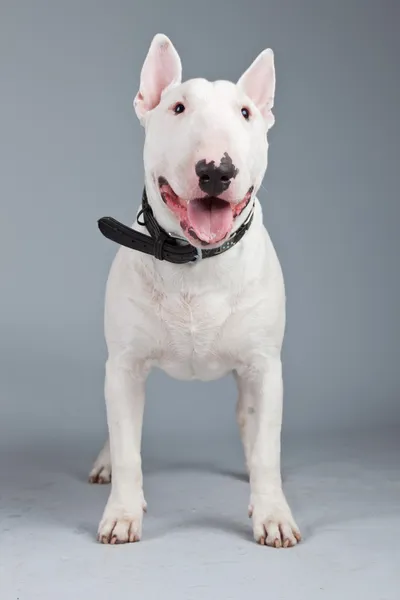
(89, 33), (301, 548)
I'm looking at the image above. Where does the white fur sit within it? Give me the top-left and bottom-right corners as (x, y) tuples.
(93, 34), (301, 548)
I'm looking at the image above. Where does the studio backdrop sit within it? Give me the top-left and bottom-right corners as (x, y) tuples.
(1, 0), (399, 450)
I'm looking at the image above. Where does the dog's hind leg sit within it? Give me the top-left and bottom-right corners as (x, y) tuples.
(89, 439), (111, 484)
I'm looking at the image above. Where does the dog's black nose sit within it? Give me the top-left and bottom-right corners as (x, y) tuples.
(195, 152), (239, 196)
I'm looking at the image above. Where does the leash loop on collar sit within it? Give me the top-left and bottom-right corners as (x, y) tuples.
(136, 206), (146, 227)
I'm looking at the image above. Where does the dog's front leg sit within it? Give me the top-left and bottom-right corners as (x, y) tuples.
(97, 358), (147, 544)
(237, 354), (301, 548)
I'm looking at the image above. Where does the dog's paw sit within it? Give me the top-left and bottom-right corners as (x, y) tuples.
(89, 462), (111, 484)
(97, 504), (145, 544)
(249, 493), (301, 548)
(89, 444), (112, 484)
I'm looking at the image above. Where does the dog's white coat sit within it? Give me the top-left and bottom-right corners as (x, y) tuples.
(91, 34), (301, 548)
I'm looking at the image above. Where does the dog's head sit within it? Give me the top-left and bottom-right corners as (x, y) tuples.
(134, 34), (276, 247)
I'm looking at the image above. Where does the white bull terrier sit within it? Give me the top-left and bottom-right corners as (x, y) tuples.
(90, 33), (301, 548)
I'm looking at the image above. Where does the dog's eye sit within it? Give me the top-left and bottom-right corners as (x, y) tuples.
(173, 103), (185, 115)
(241, 107), (250, 120)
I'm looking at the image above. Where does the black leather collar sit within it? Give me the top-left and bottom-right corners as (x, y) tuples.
(98, 188), (254, 265)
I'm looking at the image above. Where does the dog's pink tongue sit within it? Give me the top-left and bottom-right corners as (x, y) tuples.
(187, 198), (233, 244)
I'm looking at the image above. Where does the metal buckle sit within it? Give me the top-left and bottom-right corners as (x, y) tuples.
(167, 232), (187, 243)
(194, 246), (203, 262)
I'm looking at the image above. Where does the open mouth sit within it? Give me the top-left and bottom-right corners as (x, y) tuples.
(158, 178), (253, 245)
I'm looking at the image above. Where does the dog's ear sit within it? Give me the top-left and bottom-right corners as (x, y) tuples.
(134, 34), (182, 123)
(237, 49), (275, 128)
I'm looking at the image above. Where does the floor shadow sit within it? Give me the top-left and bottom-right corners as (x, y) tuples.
(144, 514), (252, 543)
(143, 459), (248, 483)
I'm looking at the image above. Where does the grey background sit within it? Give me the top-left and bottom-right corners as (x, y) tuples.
(0, 1), (399, 598)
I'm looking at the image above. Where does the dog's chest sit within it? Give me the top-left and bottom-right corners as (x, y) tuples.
(157, 288), (235, 381)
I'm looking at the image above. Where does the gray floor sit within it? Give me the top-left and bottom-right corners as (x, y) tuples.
(1, 431), (399, 599)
